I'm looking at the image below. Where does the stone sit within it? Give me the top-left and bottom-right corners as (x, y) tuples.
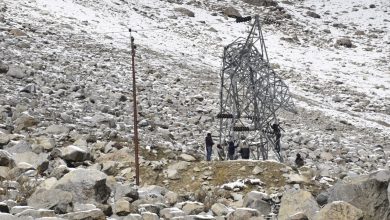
(278, 190), (320, 220)
(286, 174), (309, 184)
(242, 0), (277, 7)
(123, 214), (143, 220)
(320, 152), (334, 161)
(252, 166), (262, 175)
(223, 7), (241, 18)
(72, 203), (97, 212)
(27, 189), (73, 214)
(243, 191), (271, 215)
(0, 62), (8, 73)
(141, 212), (159, 220)
(174, 8), (195, 17)
(15, 209), (55, 218)
(316, 192), (328, 206)
(369, 169), (390, 182)
(14, 115), (38, 131)
(0, 213), (25, 220)
(306, 11), (321, 18)
(13, 152), (48, 169)
(327, 175), (390, 220)
(226, 208), (264, 220)
(164, 191), (178, 205)
(336, 38), (353, 48)
(178, 201), (205, 215)
(179, 153), (196, 162)
(211, 203), (230, 216)
(7, 65), (26, 79)
(44, 125), (70, 135)
(61, 209), (105, 220)
(115, 199), (131, 216)
(9, 29), (27, 36)
(0, 134), (10, 146)
(168, 161), (190, 170)
(0, 166), (10, 179)
(34, 137), (56, 151)
(160, 207), (186, 219)
(53, 168), (111, 205)
(115, 183), (139, 201)
(0, 150), (14, 167)
(61, 145), (90, 162)
(315, 201), (363, 220)
(0, 202), (9, 213)
(10, 206), (32, 215)
(288, 212), (308, 220)
(165, 169), (180, 180)
(101, 161), (118, 175)
(20, 84), (37, 93)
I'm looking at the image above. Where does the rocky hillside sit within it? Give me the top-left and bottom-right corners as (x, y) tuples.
(0, 0), (389, 219)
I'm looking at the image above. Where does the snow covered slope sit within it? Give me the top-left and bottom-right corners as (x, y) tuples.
(1, 0), (389, 174)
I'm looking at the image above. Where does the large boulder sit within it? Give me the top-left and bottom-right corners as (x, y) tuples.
(315, 201), (363, 220)
(278, 190), (320, 220)
(53, 169), (111, 205)
(243, 191), (271, 215)
(27, 189), (73, 214)
(60, 145), (90, 162)
(327, 172), (390, 220)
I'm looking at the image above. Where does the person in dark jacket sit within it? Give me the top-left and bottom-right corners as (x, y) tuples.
(240, 140), (250, 159)
(271, 123), (283, 153)
(205, 133), (214, 161)
(228, 140), (238, 160)
(295, 153), (304, 167)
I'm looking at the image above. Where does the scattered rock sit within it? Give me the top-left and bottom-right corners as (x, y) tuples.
(327, 175), (390, 220)
(0, 62), (9, 73)
(306, 11), (321, 18)
(223, 7), (241, 18)
(336, 38), (353, 48)
(315, 201), (364, 220)
(174, 8), (195, 17)
(7, 65), (26, 79)
(278, 190), (320, 220)
(242, 0), (277, 7)
(53, 168), (111, 205)
(27, 189), (73, 214)
(226, 207), (264, 220)
(243, 191), (271, 215)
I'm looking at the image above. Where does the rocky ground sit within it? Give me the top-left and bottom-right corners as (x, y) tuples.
(0, 0), (389, 219)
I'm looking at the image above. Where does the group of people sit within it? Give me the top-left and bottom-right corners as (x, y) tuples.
(204, 133), (251, 161)
(205, 122), (305, 167)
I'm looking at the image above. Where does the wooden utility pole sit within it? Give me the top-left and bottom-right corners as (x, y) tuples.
(130, 29), (140, 185)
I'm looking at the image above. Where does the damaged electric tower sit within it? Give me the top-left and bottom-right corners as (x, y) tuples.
(218, 15), (295, 162)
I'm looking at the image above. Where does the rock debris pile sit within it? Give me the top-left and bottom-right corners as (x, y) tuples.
(0, 0), (389, 219)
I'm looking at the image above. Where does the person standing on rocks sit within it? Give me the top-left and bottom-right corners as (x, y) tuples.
(205, 133), (214, 161)
(295, 153), (304, 167)
(228, 140), (239, 160)
(271, 123), (283, 153)
(240, 140), (250, 159)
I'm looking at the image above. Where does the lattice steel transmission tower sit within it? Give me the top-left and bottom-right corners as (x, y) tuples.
(218, 15), (295, 162)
